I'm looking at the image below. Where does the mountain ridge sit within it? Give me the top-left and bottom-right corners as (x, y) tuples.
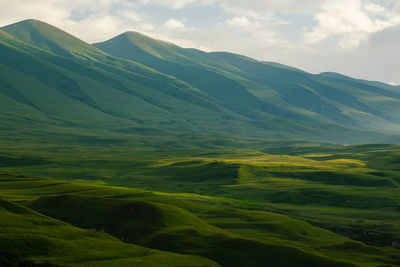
(1, 19), (400, 145)
(94, 28), (400, 130)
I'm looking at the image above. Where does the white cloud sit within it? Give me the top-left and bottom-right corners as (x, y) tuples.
(139, 0), (218, 9)
(164, 18), (186, 29)
(363, 2), (386, 14)
(0, 0), (70, 26)
(139, 0), (195, 9)
(219, 0), (323, 19)
(226, 16), (253, 28)
(302, 0), (398, 49)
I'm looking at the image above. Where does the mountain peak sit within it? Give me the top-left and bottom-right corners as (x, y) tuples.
(118, 30), (176, 47)
(17, 18), (47, 25)
(121, 31), (146, 37)
(94, 30), (183, 60)
(1, 19), (106, 60)
(2, 18), (68, 36)
(6, 18), (45, 26)
(116, 31), (156, 43)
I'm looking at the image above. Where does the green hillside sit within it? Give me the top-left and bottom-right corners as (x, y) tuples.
(0, 19), (399, 144)
(0, 22), (240, 136)
(94, 31), (400, 133)
(0, 197), (218, 266)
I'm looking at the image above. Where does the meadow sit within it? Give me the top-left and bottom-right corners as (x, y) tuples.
(1, 139), (400, 266)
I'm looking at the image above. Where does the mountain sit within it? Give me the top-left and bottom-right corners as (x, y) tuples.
(1, 19), (400, 145)
(94, 32), (400, 130)
(0, 20), (240, 135)
(1, 19), (107, 61)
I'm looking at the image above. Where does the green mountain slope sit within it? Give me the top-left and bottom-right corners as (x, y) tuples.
(94, 31), (400, 133)
(0, 19), (400, 145)
(0, 23), (240, 134)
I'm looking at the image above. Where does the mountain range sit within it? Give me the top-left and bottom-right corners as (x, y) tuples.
(1, 19), (400, 145)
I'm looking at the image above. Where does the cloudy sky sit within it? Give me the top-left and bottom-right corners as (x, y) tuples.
(1, 0), (399, 85)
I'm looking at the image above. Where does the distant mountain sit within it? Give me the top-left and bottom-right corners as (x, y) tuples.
(1, 19), (400, 145)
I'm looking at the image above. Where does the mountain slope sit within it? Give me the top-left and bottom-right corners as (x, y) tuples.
(94, 32), (315, 123)
(94, 31), (400, 133)
(1, 19), (400, 144)
(0, 23), (243, 134)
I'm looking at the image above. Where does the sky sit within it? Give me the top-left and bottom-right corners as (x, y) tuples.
(0, 0), (399, 85)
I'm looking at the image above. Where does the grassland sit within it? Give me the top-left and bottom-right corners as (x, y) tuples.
(1, 142), (399, 245)
(1, 142), (400, 266)
(0, 196), (218, 267)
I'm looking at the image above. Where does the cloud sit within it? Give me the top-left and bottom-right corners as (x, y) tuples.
(363, 2), (386, 13)
(0, 0), (70, 25)
(226, 16), (253, 28)
(302, 0), (399, 49)
(218, 0), (323, 19)
(295, 24), (400, 85)
(139, 0), (196, 9)
(164, 18), (186, 29)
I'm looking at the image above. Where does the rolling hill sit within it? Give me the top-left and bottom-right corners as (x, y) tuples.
(1, 170), (399, 266)
(0, 196), (218, 266)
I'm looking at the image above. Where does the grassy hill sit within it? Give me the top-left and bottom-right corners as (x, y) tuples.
(1, 170), (399, 266)
(0, 197), (218, 266)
